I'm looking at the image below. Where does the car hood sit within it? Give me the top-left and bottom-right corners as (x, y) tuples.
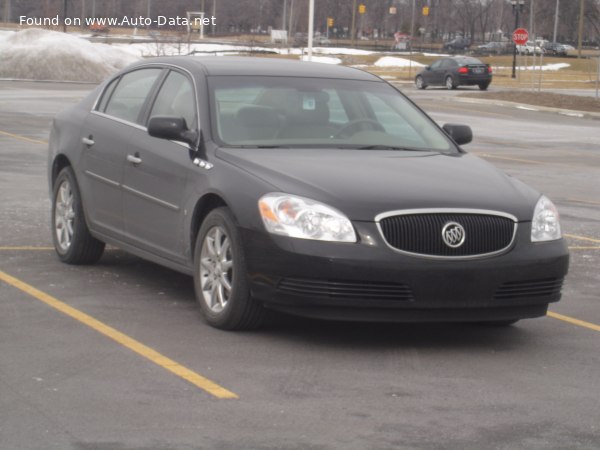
(216, 148), (539, 222)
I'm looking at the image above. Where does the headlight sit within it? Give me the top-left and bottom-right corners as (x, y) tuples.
(258, 193), (356, 242)
(531, 195), (561, 242)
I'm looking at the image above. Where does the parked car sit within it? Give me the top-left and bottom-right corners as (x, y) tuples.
(48, 56), (568, 330)
(516, 41), (544, 55)
(443, 37), (471, 53)
(542, 42), (568, 56)
(474, 41), (509, 55)
(415, 56), (492, 90)
(313, 36), (331, 45)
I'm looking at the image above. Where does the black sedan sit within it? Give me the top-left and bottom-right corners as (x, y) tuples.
(48, 57), (568, 330)
(416, 56), (492, 90)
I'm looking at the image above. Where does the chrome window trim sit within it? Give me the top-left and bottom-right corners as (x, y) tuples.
(92, 63), (201, 132)
(374, 208), (519, 261)
(90, 110), (148, 131)
(122, 185), (180, 211)
(84, 170), (120, 187)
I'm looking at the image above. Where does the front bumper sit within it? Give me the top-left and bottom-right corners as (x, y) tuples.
(242, 221), (569, 322)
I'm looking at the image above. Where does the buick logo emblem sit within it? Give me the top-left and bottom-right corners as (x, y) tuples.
(442, 222), (466, 248)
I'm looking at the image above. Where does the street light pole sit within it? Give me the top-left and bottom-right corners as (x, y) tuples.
(511, 0), (524, 79)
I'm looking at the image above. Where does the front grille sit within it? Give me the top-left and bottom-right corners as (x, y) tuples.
(278, 278), (414, 302)
(495, 277), (564, 300)
(378, 212), (516, 258)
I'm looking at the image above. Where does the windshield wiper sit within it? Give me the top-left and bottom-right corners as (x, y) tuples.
(225, 144), (289, 149)
(356, 145), (427, 151)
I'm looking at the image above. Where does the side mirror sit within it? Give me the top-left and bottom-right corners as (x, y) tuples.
(443, 123), (472, 146)
(425, 65), (431, 70)
(148, 116), (198, 147)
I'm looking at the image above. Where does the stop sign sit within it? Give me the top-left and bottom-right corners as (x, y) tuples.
(512, 28), (529, 45)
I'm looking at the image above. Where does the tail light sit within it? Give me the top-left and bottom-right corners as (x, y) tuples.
(458, 67), (468, 74)
(488, 65), (493, 73)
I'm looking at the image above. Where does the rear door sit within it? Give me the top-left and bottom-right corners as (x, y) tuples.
(424, 59), (443, 85)
(79, 68), (163, 238)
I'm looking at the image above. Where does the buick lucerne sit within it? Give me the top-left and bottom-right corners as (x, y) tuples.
(48, 57), (569, 330)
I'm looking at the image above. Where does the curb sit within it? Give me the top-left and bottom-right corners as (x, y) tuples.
(446, 95), (600, 120)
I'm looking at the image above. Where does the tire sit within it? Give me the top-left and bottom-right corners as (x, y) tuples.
(445, 75), (456, 90)
(415, 75), (427, 89)
(193, 207), (265, 330)
(52, 166), (105, 264)
(478, 82), (490, 91)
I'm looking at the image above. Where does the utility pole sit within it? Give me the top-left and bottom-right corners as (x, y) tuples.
(577, 0), (584, 58)
(552, 0), (559, 43)
(351, 0), (357, 47)
(3, 0), (11, 23)
(529, 0), (534, 40)
(282, 0), (287, 31)
(307, 0), (314, 60)
(408, 0), (415, 80)
(63, 0), (68, 32)
(511, 0), (524, 79)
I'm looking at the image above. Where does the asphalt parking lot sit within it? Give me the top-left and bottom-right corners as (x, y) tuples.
(1, 80), (599, 449)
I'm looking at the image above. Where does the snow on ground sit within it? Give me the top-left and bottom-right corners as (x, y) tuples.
(495, 62), (570, 71)
(0, 29), (140, 82)
(300, 55), (342, 64)
(374, 56), (425, 68)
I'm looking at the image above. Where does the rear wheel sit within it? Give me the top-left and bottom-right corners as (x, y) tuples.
(52, 166), (105, 264)
(445, 75), (456, 90)
(415, 75), (427, 89)
(478, 82), (490, 91)
(193, 207), (265, 330)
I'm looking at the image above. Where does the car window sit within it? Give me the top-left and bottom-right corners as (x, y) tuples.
(103, 68), (162, 124)
(209, 76), (454, 153)
(149, 70), (197, 130)
(97, 77), (119, 112)
(441, 59), (456, 69)
(430, 60), (443, 70)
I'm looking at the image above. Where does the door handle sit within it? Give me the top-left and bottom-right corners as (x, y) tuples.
(127, 154), (142, 165)
(82, 136), (95, 146)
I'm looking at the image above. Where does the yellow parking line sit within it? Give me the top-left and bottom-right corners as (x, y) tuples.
(0, 130), (48, 145)
(0, 270), (238, 399)
(565, 234), (600, 244)
(548, 311), (600, 333)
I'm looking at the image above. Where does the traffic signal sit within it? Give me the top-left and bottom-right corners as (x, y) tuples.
(327, 17), (334, 27)
(358, 4), (366, 14)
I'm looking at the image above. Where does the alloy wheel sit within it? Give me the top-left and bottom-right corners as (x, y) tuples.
(199, 225), (234, 313)
(54, 180), (75, 252)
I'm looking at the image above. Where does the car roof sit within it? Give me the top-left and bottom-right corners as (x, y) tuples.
(126, 56), (380, 81)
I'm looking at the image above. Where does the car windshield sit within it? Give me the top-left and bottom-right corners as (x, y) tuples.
(208, 76), (456, 153)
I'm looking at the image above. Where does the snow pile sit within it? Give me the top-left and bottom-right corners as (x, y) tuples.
(374, 56), (424, 68)
(0, 28), (140, 82)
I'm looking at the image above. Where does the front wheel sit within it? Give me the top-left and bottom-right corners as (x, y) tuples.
(193, 207), (265, 330)
(52, 166), (105, 264)
(445, 75), (456, 90)
(415, 75), (427, 89)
